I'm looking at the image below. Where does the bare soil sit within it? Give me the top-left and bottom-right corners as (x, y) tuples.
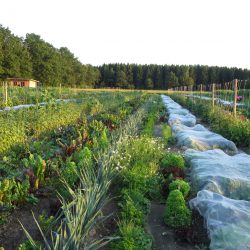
(90, 198), (119, 250)
(0, 197), (59, 250)
(147, 202), (195, 250)
(147, 199), (210, 250)
(0, 196), (119, 250)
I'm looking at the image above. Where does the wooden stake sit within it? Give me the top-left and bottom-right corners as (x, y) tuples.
(59, 83), (62, 99)
(2, 82), (4, 102)
(212, 83), (215, 111)
(233, 79), (238, 117)
(200, 84), (203, 99)
(4, 82), (8, 106)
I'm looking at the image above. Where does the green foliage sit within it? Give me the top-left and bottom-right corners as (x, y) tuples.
(143, 113), (157, 136)
(18, 94), (151, 250)
(72, 146), (93, 169)
(120, 196), (144, 226)
(112, 221), (152, 250)
(120, 188), (150, 226)
(162, 124), (177, 145)
(164, 190), (192, 228)
(161, 153), (185, 169)
(99, 129), (109, 149)
(18, 240), (41, 250)
(162, 124), (172, 141)
(62, 160), (78, 187)
(38, 211), (54, 233)
(172, 95), (250, 148)
(0, 211), (10, 225)
(23, 154), (46, 190)
(1, 22), (250, 89)
(123, 189), (151, 214)
(169, 179), (190, 198)
(0, 177), (33, 207)
(143, 96), (162, 136)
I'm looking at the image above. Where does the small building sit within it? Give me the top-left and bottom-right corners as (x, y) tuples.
(7, 78), (39, 88)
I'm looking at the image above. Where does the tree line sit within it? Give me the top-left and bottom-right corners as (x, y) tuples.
(1, 25), (250, 89)
(0, 25), (100, 87)
(97, 64), (250, 89)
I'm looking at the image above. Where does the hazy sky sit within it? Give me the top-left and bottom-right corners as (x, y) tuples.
(1, 0), (249, 68)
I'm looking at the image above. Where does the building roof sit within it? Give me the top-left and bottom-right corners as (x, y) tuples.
(7, 78), (40, 83)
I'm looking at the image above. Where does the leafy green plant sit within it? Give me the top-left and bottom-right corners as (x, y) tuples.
(72, 146), (93, 169)
(0, 177), (34, 207)
(120, 196), (144, 226)
(112, 220), (152, 250)
(23, 154), (46, 190)
(162, 124), (172, 142)
(62, 159), (78, 187)
(18, 240), (41, 250)
(161, 153), (185, 169)
(169, 179), (190, 198)
(38, 211), (54, 233)
(164, 190), (192, 228)
(120, 188), (150, 226)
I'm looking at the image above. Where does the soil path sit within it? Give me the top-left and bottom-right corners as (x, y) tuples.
(147, 202), (195, 250)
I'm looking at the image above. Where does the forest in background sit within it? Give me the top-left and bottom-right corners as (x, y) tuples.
(1, 24), (250, 89)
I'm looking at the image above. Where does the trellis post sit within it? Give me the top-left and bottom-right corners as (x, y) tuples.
(212, 83), (215, 111)
(233, 79), (238, 117)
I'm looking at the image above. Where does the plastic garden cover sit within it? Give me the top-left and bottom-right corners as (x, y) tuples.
(168, 113), (197, 127)
(185, 149), (250, 200)
(173, 124), (237, 153)
(161, 95), (197, 127)
(189, 190), (250, 250)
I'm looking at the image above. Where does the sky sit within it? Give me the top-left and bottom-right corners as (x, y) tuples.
(0, 0), (250, 69)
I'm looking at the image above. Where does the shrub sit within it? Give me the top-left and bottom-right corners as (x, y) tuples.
(164, 190), (191, 228)
(161, 153), (185, 169)
(169, 179), (190, 198)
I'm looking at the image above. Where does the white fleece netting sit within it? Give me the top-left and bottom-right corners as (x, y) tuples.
(173, 123), (237, 153)
(190, 190), (250, 250)
(185, 149), (250, 201)
(161, 95), (250, 250)
(161, 95), (237, 153)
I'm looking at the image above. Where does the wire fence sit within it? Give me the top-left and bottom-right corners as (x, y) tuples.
(168, 79), (250, 119)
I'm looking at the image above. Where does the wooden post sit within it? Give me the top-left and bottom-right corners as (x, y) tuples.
(2, 82), (4, 102)
(200, 84), (203, 99)
(59, 83), (62, 99)
(233, 79), (238, 117)
(4, 82), (8, 106)
(212, 83), (215, 111)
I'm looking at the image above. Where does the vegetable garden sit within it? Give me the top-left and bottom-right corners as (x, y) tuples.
(0, 87), (249, 250)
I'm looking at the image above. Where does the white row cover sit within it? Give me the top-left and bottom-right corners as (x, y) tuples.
(190, 190), (250, 250)
(161, 95), (250, 250)
(161, 95), (237, 153)
(174, 124), (238, 153)
(168, 113), (196, 127)
(0, 99), (77, 112)
(185, 149), (250, 201)
(187, 94), (246, 107)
